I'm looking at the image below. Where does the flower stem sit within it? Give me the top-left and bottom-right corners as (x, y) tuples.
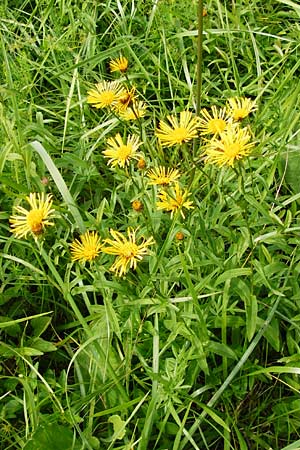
(196, 0), (204, 115)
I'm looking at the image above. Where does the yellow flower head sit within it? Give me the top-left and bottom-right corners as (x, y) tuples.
(109, 56), (129, 73)
(118, 100), (147, 121)
(147, 166), (181, 186)
(156, 183), (194, 218)
(226, 97), (257, 121)
(137, 157), (147, 170)
(203, 126), (255, 167)
(199, 105), (231, 136)
(103, 228), (154, 276)
(10, 193), (55, 239)
(131, 200), (144, 212)
(87, 81), (125, 109)
(103, 133), (143, 168)
(70, 231), (103, 263)
(155, 111), (200, 147)
(114, 87), (137, 112)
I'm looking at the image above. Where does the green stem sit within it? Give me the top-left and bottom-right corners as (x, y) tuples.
(196, 0), (204, 115)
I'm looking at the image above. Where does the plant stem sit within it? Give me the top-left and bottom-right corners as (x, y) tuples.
(196, 0), (204, 115)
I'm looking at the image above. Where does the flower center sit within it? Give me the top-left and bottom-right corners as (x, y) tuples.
(121, 242), (139, 258)
(171, 127), (189, 143)
(117, 144), (133, 161)
(232, 109), (246, 120)
(208, 118), (227, 134)
(83, 245), (99, 261)
(225, 143), (241, 158)
(100, 91), (115, 105)
(27, 210), (44, 234)
(159, 177), (171, 185)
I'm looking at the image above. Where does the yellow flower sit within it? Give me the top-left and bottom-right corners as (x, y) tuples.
(137, 157), (146, 170)
(156, 183), (194, 218)
(103, 133), (142, 168)
(114, 87), (137, 112)
(203, 126), (255, 167)
(118, 100), (147, 121)
(147, 166), (181, 186)
(131, 200), (144, 212)
(226, 97), (257, 121)
(199, 106), (231, 136)
(10, 193), (55, 239)
(109, 56), (129, 73)
(70, 231), (103, 263)
(103, 228), (154, 276)
(155, 111), (200, 147)
(87, 81), (125, 109)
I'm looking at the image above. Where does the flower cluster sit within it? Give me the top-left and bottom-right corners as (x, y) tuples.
(70, 228), (154, 276)
(199, 97), (257, 167)
(8, 56), (258, 278)
(87, 56), (146, 121)
(9, 193), (154, 277)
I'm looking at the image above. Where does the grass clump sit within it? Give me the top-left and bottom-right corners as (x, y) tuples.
(1, 0), (300, 449)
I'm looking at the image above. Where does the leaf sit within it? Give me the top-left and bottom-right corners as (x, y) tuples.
(0, 316), (21, 337)
(197, 403), (230, 432)
(18, 347), (44, 356)
(245, 295), (258, 342)
(30, 140), (85, 233)
(29, 338), (57, 353)
(108, 414), (127, 440)
(31, 317), (52, 338)
(256, 317), (280, 352)
(215, 268), (252, 286)
(206, 342), (237, 360)
(23, 424), (80, 450)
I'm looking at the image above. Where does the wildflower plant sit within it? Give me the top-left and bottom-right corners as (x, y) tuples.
(2, 2), (300, 450)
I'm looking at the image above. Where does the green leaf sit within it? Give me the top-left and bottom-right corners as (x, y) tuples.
(215, 268), (252, 286)
(256, 317), (280, 352)
(18, 347), (44, 356)
(250, 366), (300, 376)
(31, 317), (52, 338)
(30, 140), (85, 233)
(281, 439), (300, 450)
(108, 414), (127, 440)
(197, 402), (230, 432)
(245, 295), (258, 342)
(0, 316), (21, 337)
(29, 338), (57, 353)
(23, 424), (80, 450)
(206, 342), (237, 360)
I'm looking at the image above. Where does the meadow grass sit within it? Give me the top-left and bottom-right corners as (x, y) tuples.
(1, 0), (300, 449)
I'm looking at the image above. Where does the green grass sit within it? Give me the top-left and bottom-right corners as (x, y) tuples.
(1, 0), (300, 449)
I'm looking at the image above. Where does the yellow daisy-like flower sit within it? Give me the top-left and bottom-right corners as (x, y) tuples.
(109, 56), (129, 73)
(147, 166), (181, 186)
(9, 193), (55, 239)
(114, 87), (137, 112)
(156, 183), (194, 218)
(226, 97), (257, 121)
(70, 231), (103, 263)
(103, 228), (154, 276)
(155, 111), (200, 147)
(103, 133), (142, 168)
(87, 81), (125, 109)
(203, 126), (255, 167)
(118, 100), (147, 121)
(199, 105), (231, 136)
